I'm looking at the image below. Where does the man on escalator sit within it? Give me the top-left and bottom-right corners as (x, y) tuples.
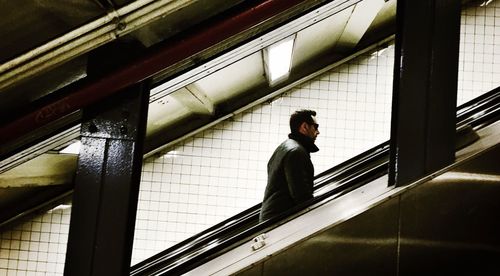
(259, 109), (320, 222)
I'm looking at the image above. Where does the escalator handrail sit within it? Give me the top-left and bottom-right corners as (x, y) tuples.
(131, 86), (500, 275)
(132, 147), (389, 275)
(456, 86), (500, 124)
(130, 140), (390, 275)
(152, 156), (390, 276)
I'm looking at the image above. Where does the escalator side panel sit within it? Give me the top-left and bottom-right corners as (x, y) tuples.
(255, 196), (399, 276)
(234, 144), (500, 275)
(235, 263), (264, 276)
(399, 143), (500, 275)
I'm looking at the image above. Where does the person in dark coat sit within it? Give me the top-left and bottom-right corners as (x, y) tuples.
(259, 109), (320, 222)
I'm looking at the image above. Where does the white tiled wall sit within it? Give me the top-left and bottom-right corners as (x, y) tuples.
(0, 206), (70, 275)
(457, 0), (500, 104)
(131, 0), (500, 264)
(1, 1), (499, 274)
(131, 46), (395, 264)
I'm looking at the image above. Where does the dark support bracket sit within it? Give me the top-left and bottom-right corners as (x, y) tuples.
(64, 42), (150, 275)
(389, 0), (461, 186)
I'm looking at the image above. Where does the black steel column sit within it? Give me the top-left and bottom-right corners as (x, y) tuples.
(389, 0), (461, 186)
(65, 41), (149, 275)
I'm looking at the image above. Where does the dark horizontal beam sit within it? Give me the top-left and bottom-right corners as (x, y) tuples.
(0, 0), (327, 146)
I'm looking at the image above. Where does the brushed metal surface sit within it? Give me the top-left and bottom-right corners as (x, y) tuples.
(258, 197), (399, 276)
(399, 143), (500, 275)
(236, 263), (264, 276)
(234, 143), (500, 276)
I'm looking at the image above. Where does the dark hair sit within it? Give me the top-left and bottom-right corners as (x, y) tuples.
(289, 109), (316, 133)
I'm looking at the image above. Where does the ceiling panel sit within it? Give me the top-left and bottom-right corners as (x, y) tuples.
(292, 6), (354, 68)
(146, 89), (193, 137)
(334, 0), (386, 52)
(0, 0), (106, 63)
(1, 0), (400, 189)
(190, 51), (267, 104)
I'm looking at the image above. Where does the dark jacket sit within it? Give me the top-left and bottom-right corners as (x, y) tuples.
(259, 132), (319, 221)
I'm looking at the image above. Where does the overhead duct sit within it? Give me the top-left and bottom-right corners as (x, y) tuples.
(0, 0), (339, 149)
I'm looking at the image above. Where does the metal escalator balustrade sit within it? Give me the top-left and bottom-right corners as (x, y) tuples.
(131, 143), (390, 276)
(130, 85), (500, 275)
(228, 141), (500, 275)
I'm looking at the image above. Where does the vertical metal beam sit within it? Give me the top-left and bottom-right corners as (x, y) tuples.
(389, 0), (461, 186)
(65, 42), (149, 275)
(64, 83), (149, 275)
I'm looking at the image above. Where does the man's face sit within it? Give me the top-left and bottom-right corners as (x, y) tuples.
(305, 116), (320, 141)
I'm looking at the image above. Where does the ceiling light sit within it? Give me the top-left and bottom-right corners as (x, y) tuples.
(49, 204), (72, 213)
(264, 36), (296, 85)
(163, 150), (180, 158)
(480, 0), (492, 6)
(60, 140), (81, 154)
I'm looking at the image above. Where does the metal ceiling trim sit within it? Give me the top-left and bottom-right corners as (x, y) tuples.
(150, 0), (363, 102)
(0, 0), (328, 146)
(0, 0), (362, 171)
(0, 13), (114, 74)
(0, 32), (114, 92)
(0, 124), (81, 174)
(0, 0), (199, 93)
(145, 36), (395, 158)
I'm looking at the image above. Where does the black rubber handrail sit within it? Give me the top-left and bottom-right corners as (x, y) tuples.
(131, 145), (389, 275)
(130, 139), (390, 275)
(156, 158), (389, 276)
(130, 86), (500, 275)
(456, 86), (500, 129)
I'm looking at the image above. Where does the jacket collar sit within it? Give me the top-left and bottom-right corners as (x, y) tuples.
(288, 132), (319, 153)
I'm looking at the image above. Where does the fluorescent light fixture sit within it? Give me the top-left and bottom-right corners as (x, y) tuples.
(265, 36), (296, 84)
(480, 0), (492, 6)
(370, 46), (389, 59)
(60, 140), (81, 154)
(163, 150), (180, 158)
(49, 204), (72, 213)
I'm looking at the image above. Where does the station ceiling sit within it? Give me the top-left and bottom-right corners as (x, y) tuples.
(1, 0), (398, 191)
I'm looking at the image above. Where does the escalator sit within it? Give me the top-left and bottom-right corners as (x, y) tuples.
(227, 140), (500, 275)
(0, 1), (496, 274)
(0, 0), (395, 231)
(130, 86), (500, 275)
